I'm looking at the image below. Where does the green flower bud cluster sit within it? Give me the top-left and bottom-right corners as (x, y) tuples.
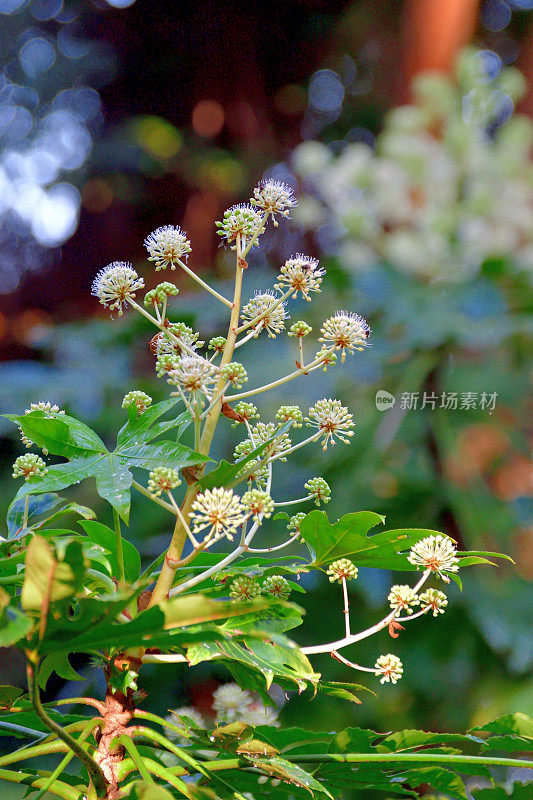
(275, 405), (303, 428)
(288, 321), (312, 337)
(221, 362), (248, 389)
(122, 391), (152, 415)
(262, 575), (291, 600)
(242, 490), (274, 520)
(304, 477), (331, 506)
(326, 558), (358, 583)
(144, 282), (179, 307)
(148, 467), (181, 496)
(12, 453), (48, 481)
(208, 336), (226, 353)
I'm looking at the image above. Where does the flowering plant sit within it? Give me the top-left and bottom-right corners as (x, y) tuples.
(0, 179), (529, 800)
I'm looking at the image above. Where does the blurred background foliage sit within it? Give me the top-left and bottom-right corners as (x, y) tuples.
(0, 0), (532, 758)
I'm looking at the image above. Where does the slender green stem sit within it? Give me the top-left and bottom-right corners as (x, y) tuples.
(132, 709), (193, 740)
(113, 508), (126, 587)
(31, 721), (97, 800)
(235, 288), (292, 335)
(225, 346), (335, 401)
(127, 298), (197, 357)
(286, 753), (533, 769)
(132, 479), (176, 513)
(149, 236), (246, 606)
(26, 661), (107, 798)
(143, 758), (192, 794)
(23, 494), (29, 529)
(117, 735), (154, 784)
(115, 757), (187, 782)
(0, 767), (79, 800)
(0, 739), (68, 767)
(175, 257), (232, 307)
(194, 409), (201, 451)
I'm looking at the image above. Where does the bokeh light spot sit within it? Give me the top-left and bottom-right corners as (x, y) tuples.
(133, 115), (182, 159)
(308, 69), (345, 114)
(82, 178), (114, 213)
(192, 100), (224, 138)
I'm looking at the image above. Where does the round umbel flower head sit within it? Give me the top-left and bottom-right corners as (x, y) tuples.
(275, 405), (303, 428)
(154, 323), (204, 357)
(189, 487), (248, 542)
(314, 347), (337, 372)
(241, 290), (288, 338)
(231, 401), (260, 428)
(319, 311), (371, 362)
(250, 179), (297, 224)
(388, 585), (420, 615)
(374, 654), (403, 685)
(240, 702), (280, 727)
(208, 336), (226, 354)
(275, 255), (325, 300)
(407, 535), (460, 582)
(327, 558), (358, 583)
(144, 225), (192, 270)
(155, 353), (180, 378)
(13, 453), (48, 481)
(229, 575), (261, 602)
(287, 512), (306, 537)
(288, 320), (312, 338)
(304, 477), (331, 506)
(20, 402), (65, 453)
(92, 262), (145, 315)
(250, 422), (292, 461)
(419, 588), (448, 616)
(167, 355), (217, 397)
(221, 362), (248, 389)
(306, 399), (355, 451)
(147, 467), (181, 496)
(242, 489), (275, 520)
(216, 204), (263, 249)
(262, 575), (291, 601)
(144, 282), (179, 307)
(212, 683), (252, 724)
(122, 391), (152, 415)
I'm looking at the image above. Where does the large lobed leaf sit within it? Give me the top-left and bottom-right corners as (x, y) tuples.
(9, 411), (207, 522)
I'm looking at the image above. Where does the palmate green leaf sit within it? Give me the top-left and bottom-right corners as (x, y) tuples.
(79, 520), (141, 582)
(470, 712), (533, 738)
(7, 493), (63, 537)
(187, 633), (320, 692)
(379, 729), (481, 751)
(244, 756), (332, 797)
(0, 587), (32, 646)
(15, 455), (104, 499)
(21, 535), (86, 614)
(392, 766), (468, 800)
(40, 594), (270, 655)
(38, 651), (84, 690)
(13, 445), (206, 523)
(480, 734), (533, 753)
(0, 685), (23, 711)
(318, 681), (374, 705)
(116, 398), (189, 448)
(94, 453), (133, 522)
(36, 593), (139, 655)
(5, 411), (106, 458)
(0, 706), (87, 739)
(117, 440), (208, 470)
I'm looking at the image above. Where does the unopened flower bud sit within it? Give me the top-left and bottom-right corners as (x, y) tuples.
(13, 453), (48, 481)
(327, 558), (358, 583)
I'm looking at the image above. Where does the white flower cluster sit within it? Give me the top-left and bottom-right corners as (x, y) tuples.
(292, 50), (533, 283)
